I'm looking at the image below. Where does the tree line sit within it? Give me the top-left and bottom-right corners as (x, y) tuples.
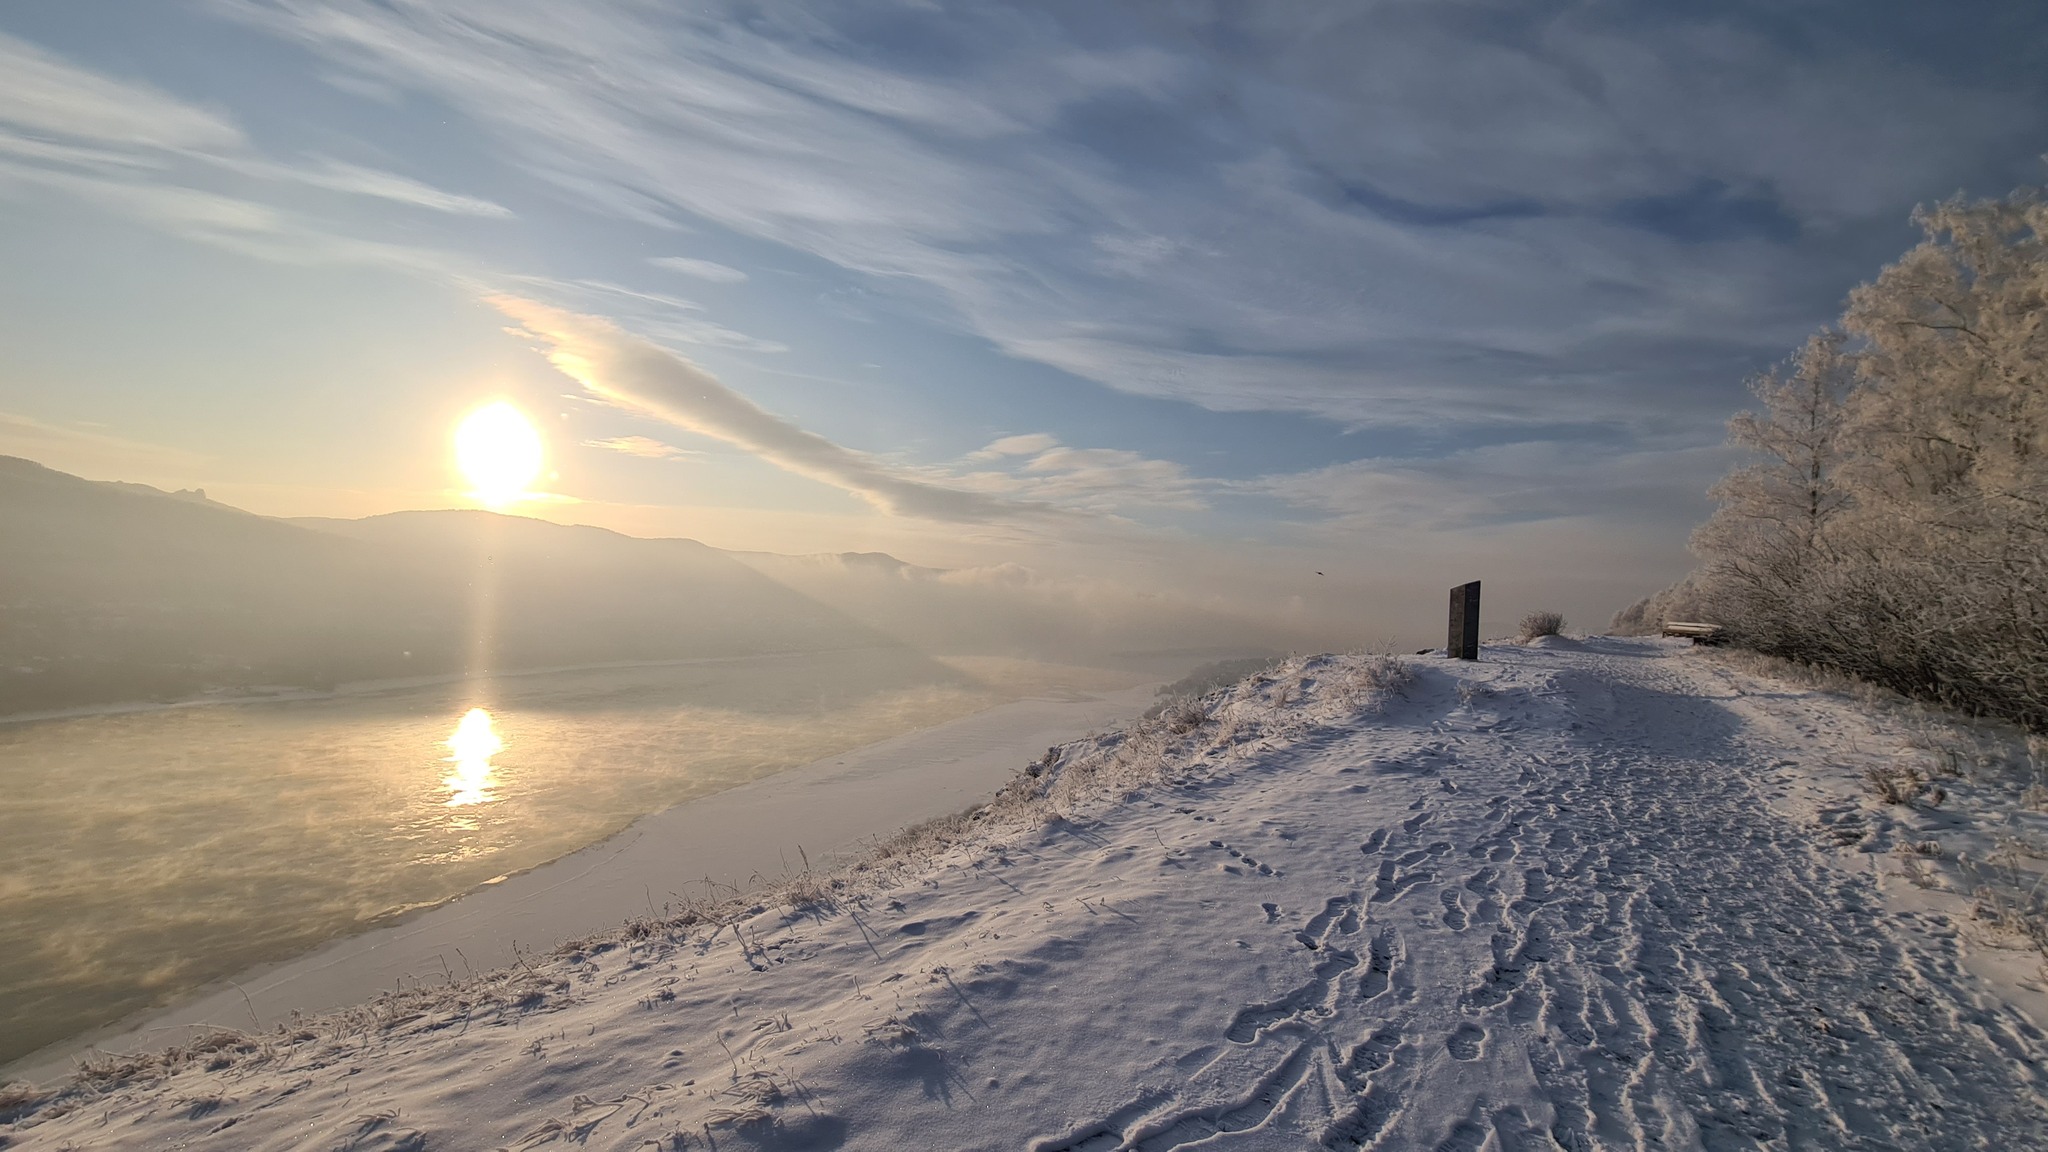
(1614, 187), (2046, 729)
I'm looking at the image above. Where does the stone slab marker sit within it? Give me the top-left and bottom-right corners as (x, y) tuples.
(1448, 580), (1480, 659)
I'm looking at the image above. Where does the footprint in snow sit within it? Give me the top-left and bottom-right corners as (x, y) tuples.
(1358, 927), (1399, 1003)
(1441, 888), (1469, 931)
(1447, 1023), (1486, 1061)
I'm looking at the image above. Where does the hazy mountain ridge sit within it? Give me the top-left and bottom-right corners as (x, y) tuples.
(0, 456), (1288, 714)
(0, 458), (930, 713)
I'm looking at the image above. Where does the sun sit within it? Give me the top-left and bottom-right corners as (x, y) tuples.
(455, 402), (543, 506)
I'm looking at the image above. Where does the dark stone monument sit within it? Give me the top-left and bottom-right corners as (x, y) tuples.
(1447, 580), (1480, 660)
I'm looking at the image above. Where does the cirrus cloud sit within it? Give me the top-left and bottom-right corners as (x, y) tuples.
(648, 256), (749, 283)
(583, 434), (699, 461)
(495, 296), (1046, 524)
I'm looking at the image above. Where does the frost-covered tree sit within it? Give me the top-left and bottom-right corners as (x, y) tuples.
(1844, 193), (2048, 511)
(1689, 330), (1855, 649)
(1636, 187), (2048, 727)
(1829, 190), (2048, 719)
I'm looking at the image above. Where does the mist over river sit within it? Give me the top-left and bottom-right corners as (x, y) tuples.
(0, 648), (1132, 1067)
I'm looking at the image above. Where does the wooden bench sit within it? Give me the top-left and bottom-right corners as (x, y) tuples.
(1662, 621), (1724, 644)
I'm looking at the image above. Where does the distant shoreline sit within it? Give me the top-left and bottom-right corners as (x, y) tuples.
(0, 646), (923, 727)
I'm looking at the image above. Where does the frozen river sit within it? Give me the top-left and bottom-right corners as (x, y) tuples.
(0, 647), (1133, 1067)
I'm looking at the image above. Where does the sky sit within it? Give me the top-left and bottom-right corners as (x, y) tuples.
(1, 0), (2043, 645)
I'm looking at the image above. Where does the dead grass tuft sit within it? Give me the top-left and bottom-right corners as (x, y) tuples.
(1355, 654), (1413, 696)
(1519, 610), (1566, 640)
(1161, 702), (1210, 734)
(706, 1073), (787, 1129)
(0, 1080), (46, 1121)
(1863, 763), (1945, 807)
(1970, 882), (2048, 955)
(773, 868), (834, 914)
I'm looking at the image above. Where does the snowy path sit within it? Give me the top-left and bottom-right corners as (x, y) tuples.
(7, 639), (2045, 1150)
(1024, 645), (2047, 1150)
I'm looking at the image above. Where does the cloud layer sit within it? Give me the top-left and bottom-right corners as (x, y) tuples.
(224, 0), (2046, 433)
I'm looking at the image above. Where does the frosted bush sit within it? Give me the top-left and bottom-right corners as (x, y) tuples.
(1518, 611), (1565, 640)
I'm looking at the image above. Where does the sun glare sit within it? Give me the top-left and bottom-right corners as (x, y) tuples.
(444, 707), (503, 807)
(455, 402), (543, 506)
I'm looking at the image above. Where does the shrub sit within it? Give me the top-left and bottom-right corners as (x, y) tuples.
(1161, 702), (1210, 734)
(1518, 611), (1566, 640)
(1864, 763), (1944, 807)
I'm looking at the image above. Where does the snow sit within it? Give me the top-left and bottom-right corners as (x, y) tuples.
(7, 639), (2048, 1150)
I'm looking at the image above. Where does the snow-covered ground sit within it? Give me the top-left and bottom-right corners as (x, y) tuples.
(7, 638), (2047, 1150)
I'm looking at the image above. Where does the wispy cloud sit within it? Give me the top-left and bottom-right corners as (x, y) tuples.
(495, 296), (1043, 523)
(505, 276), (786, 353)
(0, 27), (511, 266)
(1247, 439), (1732, 533)
(0, 32), (242, 151)
(956, 435), (1208, 514)
(965, 433), (1058, 461)
(205, 155), (514, 217)
(648, 256), (748, 283)
(0, 160), (281, 236)
(583, 434), (699, 460)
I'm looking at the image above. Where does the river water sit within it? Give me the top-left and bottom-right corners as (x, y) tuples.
(0, 647), (1060, 1067)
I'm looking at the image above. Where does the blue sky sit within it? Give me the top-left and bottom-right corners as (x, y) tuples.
(1, 0), (2043, 642)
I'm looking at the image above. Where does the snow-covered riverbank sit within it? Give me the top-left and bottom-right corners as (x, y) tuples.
(7, 638), (2046, 1150)
(1, 680), (1162, 1085)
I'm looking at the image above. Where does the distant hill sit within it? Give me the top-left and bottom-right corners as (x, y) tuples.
(0, 458), (928, 714)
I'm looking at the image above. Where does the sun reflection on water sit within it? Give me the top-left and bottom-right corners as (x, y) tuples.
(444, 707), (503, 807)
